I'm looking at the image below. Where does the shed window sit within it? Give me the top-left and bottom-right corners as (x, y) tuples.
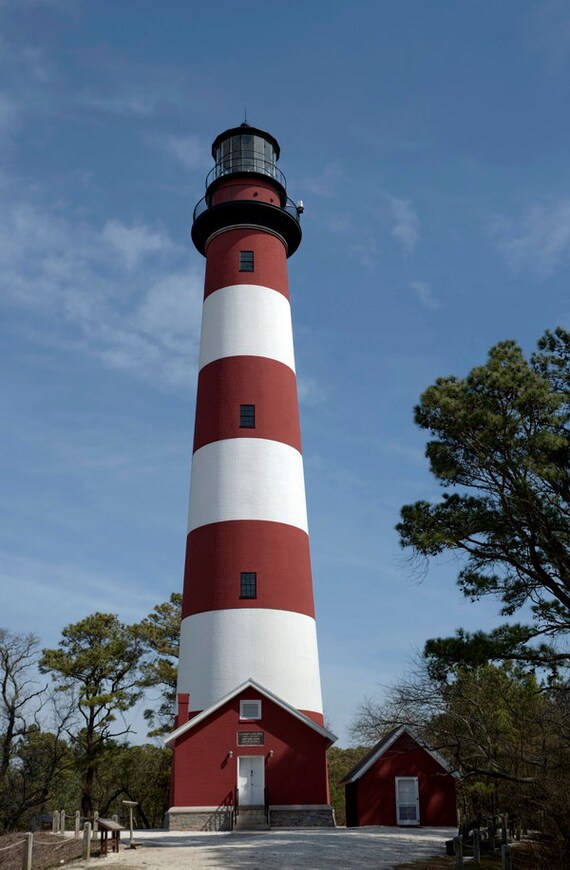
(240, 404), (255, 428)
(240, 572), (257, 599)
(239, 250), (254, 271)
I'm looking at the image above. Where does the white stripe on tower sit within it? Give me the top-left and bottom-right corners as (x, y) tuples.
(178, 610), (322, 715)
(187, 438), (308, 533)
(199, 284), (296, 371)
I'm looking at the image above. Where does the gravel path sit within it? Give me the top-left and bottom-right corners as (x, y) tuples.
(67, 827), (455, 869)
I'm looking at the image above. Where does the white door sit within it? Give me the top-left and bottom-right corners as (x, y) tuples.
(238, 756), (265, 806)
(395, 777), (420, 825)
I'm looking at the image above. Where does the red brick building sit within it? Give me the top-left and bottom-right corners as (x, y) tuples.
(166, 679), (335, 829)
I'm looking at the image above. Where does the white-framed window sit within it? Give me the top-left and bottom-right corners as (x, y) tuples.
(240, 699), (262, 720)
(395, 776), (420, 826)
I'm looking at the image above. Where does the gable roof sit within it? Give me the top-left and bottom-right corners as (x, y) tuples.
(339, 725), (459, 784)
(164, 678), (337, 747)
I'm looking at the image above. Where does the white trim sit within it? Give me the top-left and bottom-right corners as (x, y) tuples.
(165, 677), (336, 747)
(238, 754), (265, 806)
(198, 284), (296, 372)
(187, 438), (308, 533)
(205, 225), (288, 252)
(395, 776), (420, 826)
(177, 610), (323, 716)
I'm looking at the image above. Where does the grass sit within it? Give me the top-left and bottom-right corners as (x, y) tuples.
(0, 832), (87, 870)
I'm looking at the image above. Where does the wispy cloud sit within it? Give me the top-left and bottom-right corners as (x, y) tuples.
(410, 280), (440, 310)
(0, 92), (20, 146)
(101, 220), (174, 270)
(348, 236), (379, 270)
(385, 194), (420, 255)
(527, 0), (570, 71)
(302, 161), (342, 199)
(85, 91), (160, 117)
(491, 198), (570, 277)
(162, 133), (210, 170)
(297, 375), (325, 405)
(1, 551), (159, 637)
(0, 191), (203, 390)
(0, 38), (57, 83)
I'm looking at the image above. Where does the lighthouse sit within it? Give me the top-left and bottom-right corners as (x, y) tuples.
(165, 122), (335, 831)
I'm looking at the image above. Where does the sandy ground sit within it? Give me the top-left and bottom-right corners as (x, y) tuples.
(67, 826), (456, 869)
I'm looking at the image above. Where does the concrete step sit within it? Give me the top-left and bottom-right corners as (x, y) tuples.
(234, 807), (269, 831)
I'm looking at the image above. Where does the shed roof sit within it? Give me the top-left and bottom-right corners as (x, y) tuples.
(339, 725), (459, 784)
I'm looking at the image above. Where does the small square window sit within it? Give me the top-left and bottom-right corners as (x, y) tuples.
(239, 250), (254, 271)
(240, 699), (262, 720)
(240, 404), (255, 428)
(240, 572), (257, 599)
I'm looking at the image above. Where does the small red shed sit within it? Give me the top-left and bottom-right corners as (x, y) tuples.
(340, 725), (458, 827)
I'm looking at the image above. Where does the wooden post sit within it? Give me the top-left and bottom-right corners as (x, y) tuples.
(501, 814), (508, 845)
(453, 835), (463, 869)
(489, 818), (496, 854)
(93, 811), (99, 835)
(472, 828), (481, 863)
(21, 832), (33, 870)
(52, 810), (59, 834)
(112, 813), (118, 822)
(75, 810), (81, 837)
(83, 822), (91, 860)
(59, 809), (66, 835)
(501, 844), (512, 870)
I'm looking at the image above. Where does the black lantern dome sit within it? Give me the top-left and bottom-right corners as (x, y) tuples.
(191, 122), (302, 258)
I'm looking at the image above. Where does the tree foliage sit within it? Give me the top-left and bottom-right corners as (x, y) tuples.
(327, 746), (369, 826)
(39, 613), (144, 817)
(0, 630), (73, 832)
(134, 592), (181, 735)
(397, 327), (570, 671)
(0, 630), (44, 781)
(0, 611), (176, 832)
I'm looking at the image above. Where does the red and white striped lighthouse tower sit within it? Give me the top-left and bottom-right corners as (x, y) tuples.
(166, 123), (335, 830)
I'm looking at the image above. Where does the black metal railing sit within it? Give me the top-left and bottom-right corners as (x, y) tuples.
(206, 156), (286, 189)
(233, 785), (239, 827)
(193, 193), (301, 224)
(264, 786), (270, 826)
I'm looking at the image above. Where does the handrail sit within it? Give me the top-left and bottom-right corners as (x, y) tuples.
(193, 194), (301, 225)
(234, 785), (239, 826)
(264, 786), (269, 826)
(206, 157), (286, 190)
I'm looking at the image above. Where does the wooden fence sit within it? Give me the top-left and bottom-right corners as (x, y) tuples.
(0, 808), (122, 868)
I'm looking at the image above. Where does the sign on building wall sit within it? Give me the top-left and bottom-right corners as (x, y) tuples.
(237, 731), (264, 746)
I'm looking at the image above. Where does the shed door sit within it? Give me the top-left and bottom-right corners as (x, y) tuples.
(395, 777), (420, 825)
(238, 756), (264, 806)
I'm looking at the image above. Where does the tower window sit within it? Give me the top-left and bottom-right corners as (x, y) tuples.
(239, 250), (254, 271)
(240, 404), (255, 428)
(240, 572), (257, 599)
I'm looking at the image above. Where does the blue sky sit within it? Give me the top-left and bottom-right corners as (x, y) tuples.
(1, 0), (569, 746)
